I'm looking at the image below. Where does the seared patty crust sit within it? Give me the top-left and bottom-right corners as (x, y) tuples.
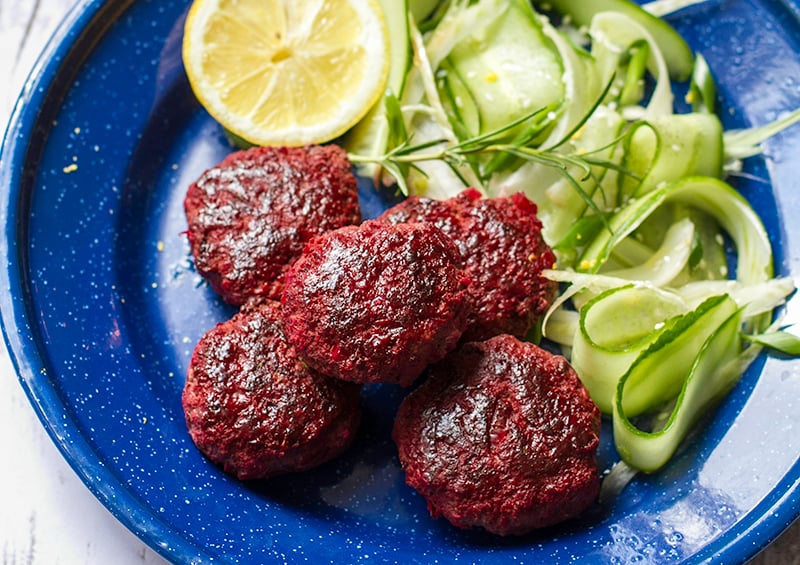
(281, 220), (470, 387)
(184, 145), (361, 305)
(378, 188), (556, 342)
(182, 300), (362, 480)
(393, 334), (601, 535)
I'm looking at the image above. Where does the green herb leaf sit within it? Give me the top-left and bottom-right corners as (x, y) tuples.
(744, 330), (800, 356)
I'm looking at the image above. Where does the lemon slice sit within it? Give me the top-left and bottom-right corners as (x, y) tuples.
(183, 0), (390, 147)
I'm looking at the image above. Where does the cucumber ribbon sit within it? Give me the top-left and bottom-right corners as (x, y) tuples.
(343, 0), (800, 473)
(613, 295), (743, 472)
(543, 176), (795, 472)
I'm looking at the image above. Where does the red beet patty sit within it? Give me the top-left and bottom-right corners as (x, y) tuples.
(184, 145), (361, 305)
(393, 334), (601, 536)
(378, 188), (557, 342)
(281, 220), (470, 387)
(182, 300), (362, 480)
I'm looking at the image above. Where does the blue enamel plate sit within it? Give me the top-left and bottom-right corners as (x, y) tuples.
(2, 0), (800, 563)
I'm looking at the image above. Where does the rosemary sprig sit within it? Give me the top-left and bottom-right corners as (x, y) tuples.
(350, 103), (534, 193)
(343, 10), (665, 225)
(347, 91), (641, 209)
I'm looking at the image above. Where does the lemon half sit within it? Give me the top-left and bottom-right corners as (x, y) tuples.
(183, 0), (390, 147)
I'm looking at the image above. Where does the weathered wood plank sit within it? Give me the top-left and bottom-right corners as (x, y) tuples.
(1, 3), (169, 563)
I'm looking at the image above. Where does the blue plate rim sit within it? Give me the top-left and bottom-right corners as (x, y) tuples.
(0, 1), (799, 563)
(0, 1), (208, 562)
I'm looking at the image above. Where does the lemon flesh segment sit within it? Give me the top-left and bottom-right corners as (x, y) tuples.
(184, 0), (390, 147)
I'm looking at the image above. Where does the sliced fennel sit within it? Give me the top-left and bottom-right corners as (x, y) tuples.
(588, 11), (676, 118)
(341, 0), (800, 475)
(602, 217), (695, 285)
(499, 103), (627, 246)
(542, 270), (795, 345)
(723, 106), (800, 164)
(568, 281), (788, 472)
(533, 0), (695, 80)
(676, 277), (796, 318)
(643, 0), (712, 17)
(344, 0), (412, 181)
(536, 13), (606, 150)
(577, 176), (773, 291)
(542, 204), (794, 473)
(745, 329), (800, 356)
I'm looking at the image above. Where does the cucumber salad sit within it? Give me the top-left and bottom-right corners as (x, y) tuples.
(344, 0), (800, 473)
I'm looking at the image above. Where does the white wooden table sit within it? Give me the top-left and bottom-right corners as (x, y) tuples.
(0, 2), (168, 563)
(0, 1), (798, 564)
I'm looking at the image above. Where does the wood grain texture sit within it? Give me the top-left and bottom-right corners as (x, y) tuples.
(1, 4), (166, 565)
(0, 1), (797, 564)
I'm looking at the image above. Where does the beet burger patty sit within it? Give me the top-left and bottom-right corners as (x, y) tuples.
(281, 220), (470, 387)
(393, 334), (601, 536)
(379, 188), (557, 342)
(182, 300), (362, 480)
(184, 144), (361, 305)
